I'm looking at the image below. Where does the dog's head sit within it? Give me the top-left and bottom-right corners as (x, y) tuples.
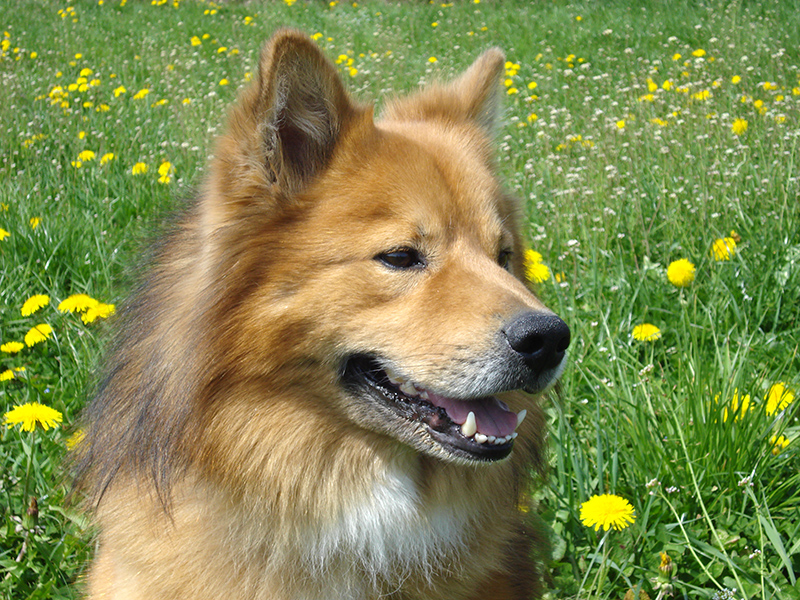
(206, 30), (570, 465)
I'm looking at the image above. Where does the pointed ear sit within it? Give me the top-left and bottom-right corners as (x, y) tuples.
(256, 29), (357, 195)
(382, 47), (505, 134)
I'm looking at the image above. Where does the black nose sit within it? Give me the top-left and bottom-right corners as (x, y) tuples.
(503, 312), (571, 372)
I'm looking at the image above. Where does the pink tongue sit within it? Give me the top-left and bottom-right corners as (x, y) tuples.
(426, 393), (518, 437)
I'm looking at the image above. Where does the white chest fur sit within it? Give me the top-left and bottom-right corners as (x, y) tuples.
(301, 459), (474, 586)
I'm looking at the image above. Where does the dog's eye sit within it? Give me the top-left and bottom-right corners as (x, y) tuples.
(498, 250), (513, 270)
(376, 248), (426, 270)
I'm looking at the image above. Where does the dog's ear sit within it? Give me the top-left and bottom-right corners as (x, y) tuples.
(217, 29), (358, 197)
(382, 47), (505, 134)
(254, 29), (358, 195)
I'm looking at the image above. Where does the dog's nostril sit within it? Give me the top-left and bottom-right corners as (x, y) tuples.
(504, 313), (570, 371)
(511, 335), (545, 356)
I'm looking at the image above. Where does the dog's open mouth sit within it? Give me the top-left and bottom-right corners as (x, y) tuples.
(343, 356), (526, 462)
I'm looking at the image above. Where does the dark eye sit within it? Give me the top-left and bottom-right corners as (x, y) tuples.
(376, 248), (426, 270)
(498, 249), (513, 270)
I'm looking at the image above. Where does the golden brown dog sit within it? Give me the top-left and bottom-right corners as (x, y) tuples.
(74, 29), (570, 600)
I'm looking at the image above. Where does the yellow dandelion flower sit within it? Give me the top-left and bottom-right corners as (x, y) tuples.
(219, 78), (229, 86)
(100, 153), (115, 165)
(523, 250), (551, 283)
(632, 323), (661, 342)
(30, 217), (41, 230)
(731, 75), (741, 84)
(527, 113), (538, 123)
(428, 56), (437, 63)
(1, 341), (24, 354)
(717, 389), (751, 422)
(580, 494), (636, 531)
(662, 79), (673, 91)
(133, 88), (150, 100)
(524, 249), (543, 264)
(3, 402), (63, 432)
(527, 81), (537, 90)
(616, 120), (625, 129)
(66, 429), (86, 450)
(526, 262), (551, 283)
(667, 258), (696, 287)
(710, 237), (736, 261)
(732, 118), (748, 136)
(21, 294), (50, 317)
(82, 303), (116, 324)
(190, 35), (201, 46)
(58, 294), (99, 313)
(157, 161), (173, 184)
(132, 162), (148, 175)
(78, 150), (96, 162)
(692, 48), (706, 57)
(770, 435), (789, 456)
(766, 382), (795, 416)
(692, 90), (711, 101)
(113, 85), (127, 97)
(25, 323), (53, 347)
(0, 369), (14, 382)
(0, 228), (10, 241)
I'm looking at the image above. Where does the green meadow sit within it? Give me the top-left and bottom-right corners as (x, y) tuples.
(1, 0), (799, 598)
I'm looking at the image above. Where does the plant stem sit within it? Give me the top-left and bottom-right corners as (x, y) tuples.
(21, 427), (37, 511)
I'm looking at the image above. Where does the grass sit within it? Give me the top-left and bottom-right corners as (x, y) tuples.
(1, 0), (799, 598)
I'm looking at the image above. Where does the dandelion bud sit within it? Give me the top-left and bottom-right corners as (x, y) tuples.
(23, 496), (39, 530)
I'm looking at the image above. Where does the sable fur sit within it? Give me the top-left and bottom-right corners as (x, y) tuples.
(74, 29), (567, 600)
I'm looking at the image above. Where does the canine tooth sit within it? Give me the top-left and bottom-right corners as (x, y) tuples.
(516, 409), (527, 428)
(399, 381), (417, 396)
(461, 412), (477, 438)
(384, 367), (402, 385)
(474, 433), (488, 444)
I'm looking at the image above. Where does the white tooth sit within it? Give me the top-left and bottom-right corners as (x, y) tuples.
(461, 412), (477, 438)
(419, 390), (429, 400)
(516, 409), (527, 428)
(474, 433), (488, 444)
(486, 435), (496, 444)
(511, 432), (518, 439)
(385, 367), (402, 385)
(399, 381), (417, 396)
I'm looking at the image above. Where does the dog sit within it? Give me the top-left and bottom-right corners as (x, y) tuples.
(73, 29), (570, 600)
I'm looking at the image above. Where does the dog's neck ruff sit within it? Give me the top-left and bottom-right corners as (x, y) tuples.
(298, 456), (472, 587)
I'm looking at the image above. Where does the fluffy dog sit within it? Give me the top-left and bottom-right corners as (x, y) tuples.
(74, 29), (570, 600)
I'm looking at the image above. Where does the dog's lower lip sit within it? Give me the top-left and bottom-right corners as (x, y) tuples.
(343, 356), (518, 461)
